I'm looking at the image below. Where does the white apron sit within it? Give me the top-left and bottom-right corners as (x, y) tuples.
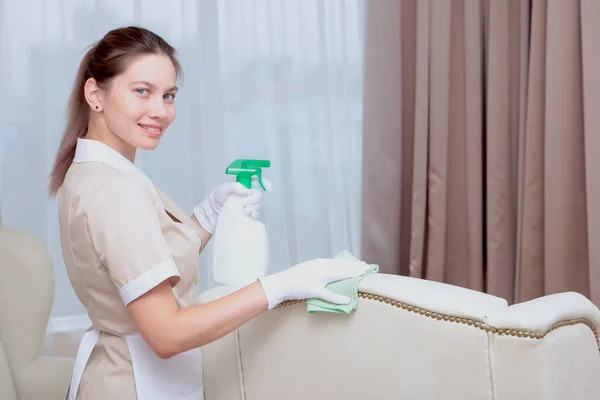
(67, 328), (204, 399)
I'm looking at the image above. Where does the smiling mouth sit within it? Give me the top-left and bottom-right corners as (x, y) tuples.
(138, 124), (164, 135)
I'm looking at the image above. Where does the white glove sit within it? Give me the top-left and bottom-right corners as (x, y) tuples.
(193, 177), (272, 234)
(258, 258), (370, 310)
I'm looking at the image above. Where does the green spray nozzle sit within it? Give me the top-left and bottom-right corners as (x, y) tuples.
(226, 159), (271, 190)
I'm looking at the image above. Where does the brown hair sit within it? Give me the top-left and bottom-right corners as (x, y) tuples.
(48, 26), (182, 196)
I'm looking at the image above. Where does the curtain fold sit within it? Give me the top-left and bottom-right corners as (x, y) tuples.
(361, 0), (403, 275)
(362, 0), (600, 306)
(581, 0), (600, 304)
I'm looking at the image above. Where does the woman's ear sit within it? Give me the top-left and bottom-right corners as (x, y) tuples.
(84, 77), (103, 112)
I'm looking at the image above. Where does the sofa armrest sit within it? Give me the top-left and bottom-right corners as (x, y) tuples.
(16, 356), (73, 400)
(485, 292), (600, 400)
(486, 291), (600, 337)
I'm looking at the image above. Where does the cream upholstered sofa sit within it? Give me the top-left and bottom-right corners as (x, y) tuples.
(197, 277), (600, 399)
(2, 226), (600, 399)
(0, 227), (74, 400)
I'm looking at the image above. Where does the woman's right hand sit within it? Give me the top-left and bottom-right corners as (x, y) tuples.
(258, 258), (369, 310)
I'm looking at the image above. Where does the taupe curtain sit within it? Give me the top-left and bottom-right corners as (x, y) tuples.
(361, 0), (600, 307)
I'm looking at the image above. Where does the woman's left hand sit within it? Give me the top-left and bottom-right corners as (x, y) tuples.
(193, 177), (272, 234)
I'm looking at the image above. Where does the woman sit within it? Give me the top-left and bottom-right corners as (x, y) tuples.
(48, 26), (367, 400)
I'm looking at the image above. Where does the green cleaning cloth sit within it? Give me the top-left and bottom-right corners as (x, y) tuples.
(306, 250), (379, 314)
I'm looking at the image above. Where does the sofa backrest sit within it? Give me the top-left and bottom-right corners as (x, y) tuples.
(198, 273), (600, 400)
(0, 227), (55, 376)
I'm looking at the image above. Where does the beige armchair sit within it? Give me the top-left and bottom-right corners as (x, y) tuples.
(0, 227), (74, 400)
(197, 275), (600, 399)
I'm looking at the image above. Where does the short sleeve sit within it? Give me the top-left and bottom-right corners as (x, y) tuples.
(86, 174), (180, 305)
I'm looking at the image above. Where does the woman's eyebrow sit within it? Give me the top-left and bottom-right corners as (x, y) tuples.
(130, 80), (178, 92)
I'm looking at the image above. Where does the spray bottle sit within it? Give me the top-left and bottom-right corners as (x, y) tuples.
(211, 159), (271, 285)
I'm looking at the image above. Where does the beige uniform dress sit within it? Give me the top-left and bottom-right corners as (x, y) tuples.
(58, 138), (205, 399)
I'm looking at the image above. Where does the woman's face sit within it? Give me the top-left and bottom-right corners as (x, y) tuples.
(92, 54), (178, 153)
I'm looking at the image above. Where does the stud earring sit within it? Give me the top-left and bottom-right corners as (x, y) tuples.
(95, 106), (99, 110)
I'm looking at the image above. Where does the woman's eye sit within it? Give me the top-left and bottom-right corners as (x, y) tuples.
(164, 93), (175, 101)
(136, 88), (149, 96)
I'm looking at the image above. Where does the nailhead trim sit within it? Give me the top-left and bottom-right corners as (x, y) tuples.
(275, 292), (600, 354)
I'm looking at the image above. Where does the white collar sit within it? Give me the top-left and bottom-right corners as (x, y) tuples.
(74, 138), (157, 195)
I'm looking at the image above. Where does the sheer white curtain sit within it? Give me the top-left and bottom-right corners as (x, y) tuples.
(0, 0), (365, 319)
